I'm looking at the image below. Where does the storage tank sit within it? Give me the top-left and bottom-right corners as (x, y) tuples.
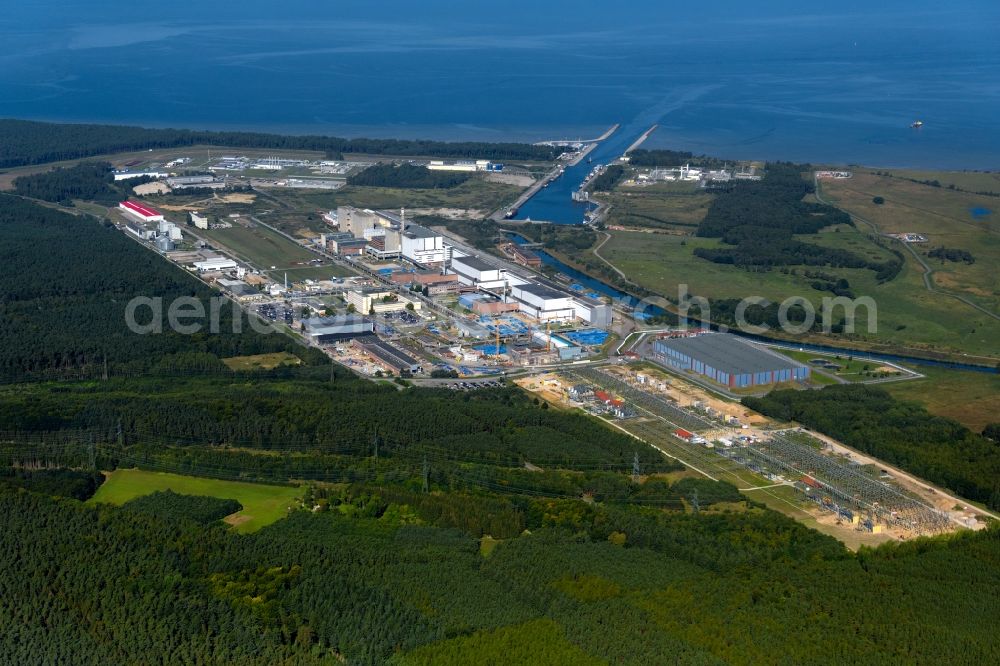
(155, 236), (175, 252)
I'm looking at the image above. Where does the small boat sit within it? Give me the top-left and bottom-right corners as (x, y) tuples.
(911, 120), (924, 128)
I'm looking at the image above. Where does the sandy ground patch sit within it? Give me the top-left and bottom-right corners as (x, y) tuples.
(219, 193), (256, 204)
(410, 207), (485, 220)
(485, 173), (535, 187)
(133, 182), (171, 195)
(223, 513), (252, 527)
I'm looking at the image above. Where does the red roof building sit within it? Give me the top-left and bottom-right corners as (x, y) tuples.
(119, 200), (165, 222)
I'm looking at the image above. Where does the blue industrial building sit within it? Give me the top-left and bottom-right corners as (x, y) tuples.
(652, 333), (809, 389)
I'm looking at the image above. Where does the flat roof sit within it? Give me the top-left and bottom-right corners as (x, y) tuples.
(515, 282), (567, 301)
(120, 200), (162, 217)
(453, 256), (499, 272)
(359, 338), (419, 369)
(654, 333), (808, 375)
(402, 224), (439, 239)
(305, 315), (371, 331)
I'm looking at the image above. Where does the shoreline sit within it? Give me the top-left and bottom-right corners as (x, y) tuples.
(3, 116), (996, 173)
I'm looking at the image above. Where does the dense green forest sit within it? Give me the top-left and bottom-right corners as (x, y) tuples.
(347, 163), (472, 189)
(589, 164), (627, 192)
(0, 194), (323, 380)
(11, 161), (139, 206)
(1, 483), (997, 665)
(1, 166), (998, 664)
(628, 149), (726, 169)
(121, 490), (243, 525)
(693, 164), (903, 280)
(745, 384), (1000, 508)
(928, 246), (975, 264)
(0, 119), (558, 168)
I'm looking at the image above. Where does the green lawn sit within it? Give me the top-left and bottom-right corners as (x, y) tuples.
(599, 227), (1000, 359)
(200, 222), (318, 269)
(89, 469), (301, 533)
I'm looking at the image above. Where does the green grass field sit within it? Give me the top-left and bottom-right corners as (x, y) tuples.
(268, 177), (523, 218)
(820, 172), (1000, 315)
(604, 186), (713, 230)
(89, 469), (301, 533)
(772, 348), (908, 382)
(266, 264), (356, 282)
(200, 222), (318, 269)
(599, 224), (1000, 359)
(883, 366), (1000, 433)
(222, 351), (302, 371)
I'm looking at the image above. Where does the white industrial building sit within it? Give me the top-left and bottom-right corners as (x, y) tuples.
(114, 171), (168, 181)
(400, 224), (447, 266)
(570, 295), (613, 328)
(510, 283), (576, 321)
(190, 212), (209, 230)
(451, 255), (509, 289)
(427, 159), (491, 172)
(193, 257), (239, 273)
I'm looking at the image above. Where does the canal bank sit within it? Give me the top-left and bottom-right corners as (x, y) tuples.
(507, 232), (998, 373)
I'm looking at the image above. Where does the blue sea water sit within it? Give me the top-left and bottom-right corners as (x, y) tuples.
(1, 1), (998, 170)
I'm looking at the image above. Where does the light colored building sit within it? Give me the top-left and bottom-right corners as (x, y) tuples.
(193, 257), (239, 273)
(426, 159), (499, 172)
(510, 283), (575, 321)
(338, 206), (398, 238)
(346, 289), (421, 315)
(113, 171), (168, 181)
(451, 255), (507, 289)
(401, 224), (447, 266)
(125, 219), (155, 241)
(571, 296), (612, 329)
(190, 212), (209, 230)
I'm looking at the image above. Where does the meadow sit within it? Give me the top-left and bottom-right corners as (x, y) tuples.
(89, 469), (301, 533)
(819, 171), (1000, 315)
(883, 366), (1000, 433)
(598, 219), (1000, 360)
(200, 221), (319, 269)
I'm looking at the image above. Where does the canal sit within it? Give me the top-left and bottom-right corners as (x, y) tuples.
(509, 233), (996, 374)
(513, 122), (651, 224)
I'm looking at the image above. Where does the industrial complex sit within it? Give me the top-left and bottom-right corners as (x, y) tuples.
(100, 146), (986, 547)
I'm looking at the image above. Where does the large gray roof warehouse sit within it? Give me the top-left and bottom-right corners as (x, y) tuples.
(652, 333), (809, 388)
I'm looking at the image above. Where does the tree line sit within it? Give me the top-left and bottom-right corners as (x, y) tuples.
(347, 163), (472, 189)
(11, 161), (141, 206)
(0, 119), (559, 168)
(0, 195), (323, 381)
(693, 163), (903, 280)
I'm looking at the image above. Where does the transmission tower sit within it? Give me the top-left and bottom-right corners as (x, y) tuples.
(690, 489), (700, 515)
(631, 452), (640, 483)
